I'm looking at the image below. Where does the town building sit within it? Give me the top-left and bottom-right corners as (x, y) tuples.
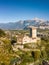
(39, 25), (49, 29)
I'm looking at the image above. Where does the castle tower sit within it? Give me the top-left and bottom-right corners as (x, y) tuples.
(29, 26), (37, 38)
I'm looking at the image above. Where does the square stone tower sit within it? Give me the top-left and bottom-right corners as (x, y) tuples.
(29, 26), (37, 38)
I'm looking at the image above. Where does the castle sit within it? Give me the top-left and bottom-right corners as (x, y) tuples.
(17, 26), (40, 44)
(12, 26), (40, 51)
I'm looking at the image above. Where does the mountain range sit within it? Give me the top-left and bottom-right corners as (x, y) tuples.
(0, 18), (49, 30)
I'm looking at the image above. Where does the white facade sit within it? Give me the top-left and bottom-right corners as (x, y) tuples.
(32, 28), (37, 38)
(22, 35), (37, 44)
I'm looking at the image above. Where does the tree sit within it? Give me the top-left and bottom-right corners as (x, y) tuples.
(0, 29), (5, 37)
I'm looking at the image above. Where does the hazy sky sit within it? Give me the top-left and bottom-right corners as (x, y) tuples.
(0, 0), (49, 23)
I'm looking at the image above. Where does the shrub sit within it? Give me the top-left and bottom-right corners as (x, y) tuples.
(0, 29), (5, 37)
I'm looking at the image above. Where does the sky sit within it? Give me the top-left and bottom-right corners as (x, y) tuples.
(0, 0), (49, 23)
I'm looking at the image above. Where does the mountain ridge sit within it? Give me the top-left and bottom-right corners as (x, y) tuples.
(0, 18), (49, 30)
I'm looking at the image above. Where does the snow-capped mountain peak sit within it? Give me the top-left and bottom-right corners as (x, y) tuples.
(33, 17), (45, 23)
